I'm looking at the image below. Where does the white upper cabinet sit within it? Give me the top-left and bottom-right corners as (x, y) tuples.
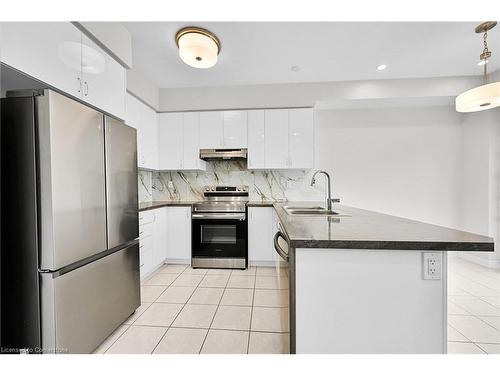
(0, 22), (126, 119)
(199, 111), (224, 149)
(125, 93), (158, 170)
(183, 112), (206, 170)
(0, 22), (83, 98)
(141, 104), (159, 170)
(247, 110), (266, 169)
(80, 34), (126, 120)
(158, 112), (206, 171)
(248, 108), (314, 170)
(158, 113), (183, 170)
(200, 110), (248, 149)
(223, 111), (248, 148)
(265, 109), (289, 169)
(288, 108), (314, 169)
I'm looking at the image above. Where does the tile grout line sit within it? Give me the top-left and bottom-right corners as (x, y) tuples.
(246, 278), (256, 354)
(198, 271), (231, 354)
(148, 265), (201, 354)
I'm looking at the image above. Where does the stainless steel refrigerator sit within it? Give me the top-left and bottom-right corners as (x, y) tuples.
(1, 89), (140, 354)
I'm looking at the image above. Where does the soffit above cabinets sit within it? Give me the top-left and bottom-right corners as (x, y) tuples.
(122, 22), (500, 89)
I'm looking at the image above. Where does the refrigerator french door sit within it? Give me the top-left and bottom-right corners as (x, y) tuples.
(1, 89), (140, 354)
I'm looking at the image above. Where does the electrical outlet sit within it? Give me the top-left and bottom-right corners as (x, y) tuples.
(423, 252), (441, 280)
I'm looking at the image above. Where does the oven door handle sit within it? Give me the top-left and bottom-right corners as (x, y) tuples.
(274, 231), (289, 263)
(192, 213), (246, 220)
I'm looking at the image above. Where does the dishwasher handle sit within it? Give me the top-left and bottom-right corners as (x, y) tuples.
(274, 231), (289, 263)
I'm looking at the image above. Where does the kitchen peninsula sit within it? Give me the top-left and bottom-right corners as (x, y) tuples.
(273, 203), (494, 354)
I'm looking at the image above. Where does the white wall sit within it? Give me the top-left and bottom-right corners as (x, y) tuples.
(459, 109), (500, 266)
(158, 75), (482, 112)
(314, 106), (463, 229)
(126, 69), (159, 110)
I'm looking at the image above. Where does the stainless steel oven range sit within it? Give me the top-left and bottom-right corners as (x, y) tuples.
(191, 186), (249, 269)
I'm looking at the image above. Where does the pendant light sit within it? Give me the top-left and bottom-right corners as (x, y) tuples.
(175, 27), (221, 69)
(456, 21), (500, 112)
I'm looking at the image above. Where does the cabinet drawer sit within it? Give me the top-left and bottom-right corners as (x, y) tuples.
(139, 211), (155, 225)
(139, 221), (154, 239)
(139, 236), (154, 254)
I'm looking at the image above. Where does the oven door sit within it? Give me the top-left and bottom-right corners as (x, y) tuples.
(192, 212), (247, 259)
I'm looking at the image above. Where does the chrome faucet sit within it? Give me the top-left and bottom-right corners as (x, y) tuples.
(310, 170), (333, 212)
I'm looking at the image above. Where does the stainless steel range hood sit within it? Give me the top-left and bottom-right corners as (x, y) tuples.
(200, 148), (247, 160)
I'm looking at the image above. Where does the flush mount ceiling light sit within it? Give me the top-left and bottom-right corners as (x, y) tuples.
(376, 64), (387, 71)
(456, 21), (500, 112)
(175, 26), (221, 69)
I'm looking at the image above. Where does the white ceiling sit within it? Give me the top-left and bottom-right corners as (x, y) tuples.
(122, 22), (500, 89)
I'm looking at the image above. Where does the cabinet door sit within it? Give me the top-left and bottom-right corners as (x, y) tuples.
(289, 108), (314, 169)
(183, 112), (206, 170)
(141, 106), (158, 170)
(0, 22), (83, 98)
(223, 110), (247, 148)
(199, 111), (224, 149)
(166, 207), (191, 262)
(248, 207), (274, 264)
(153, 208), (168, 267)
(264, 109), (289, 169)
(247, 110), (266, 169)
(125, 94), (146, 167)
(158, 113), (183, 170)
(80, 34), (126, 119)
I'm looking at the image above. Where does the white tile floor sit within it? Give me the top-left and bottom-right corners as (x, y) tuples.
(94, 264), (290, 354)
(95, 256), (500, 354)
(447, 257), (500, 354)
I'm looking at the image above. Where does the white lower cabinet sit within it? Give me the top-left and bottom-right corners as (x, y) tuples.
(166, 206), (192, 263)
(139, 206), (191, 279)
(248, 207), (275, 266)
(139, 208), (167, 280)
(153, 208), (168, 266)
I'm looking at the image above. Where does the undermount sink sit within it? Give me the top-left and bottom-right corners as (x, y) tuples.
(283, 206), (349, 217)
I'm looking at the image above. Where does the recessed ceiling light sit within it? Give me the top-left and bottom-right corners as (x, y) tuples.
(478, 59), (488, 66)
(376, 64), (387, 71)
(291, 65), (301, 72)
(175, 26), (221, 69)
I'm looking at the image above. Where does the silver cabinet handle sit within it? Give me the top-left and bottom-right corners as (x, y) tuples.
(83, 81), (89, 96)
(274, 231), (289, 262)
(77, 77), (82, 93)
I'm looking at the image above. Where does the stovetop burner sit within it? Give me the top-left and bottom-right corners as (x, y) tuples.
(193, 185), (249, 213)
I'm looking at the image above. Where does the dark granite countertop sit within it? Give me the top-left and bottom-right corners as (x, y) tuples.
(273, 202), (494, 251)
(139, 200), (200, 211)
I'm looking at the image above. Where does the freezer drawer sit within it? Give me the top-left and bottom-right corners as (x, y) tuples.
(40, 243), (140, 354)
(105, 116), (139, 249)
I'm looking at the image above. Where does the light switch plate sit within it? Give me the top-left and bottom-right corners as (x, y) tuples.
(423, 252), (441, 280)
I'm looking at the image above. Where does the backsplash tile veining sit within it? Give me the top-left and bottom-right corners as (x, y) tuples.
(138, 170), (153, 203)
(138, 161), (325, 203)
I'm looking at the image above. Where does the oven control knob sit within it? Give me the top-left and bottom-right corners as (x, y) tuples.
(211, 187), (215, 191)
(237, 187), (241, 191)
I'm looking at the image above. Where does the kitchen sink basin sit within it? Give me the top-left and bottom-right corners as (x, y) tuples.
(283, 206), (349, 216)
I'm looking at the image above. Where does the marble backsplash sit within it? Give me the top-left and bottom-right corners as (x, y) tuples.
(138, 160), (325, 203)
